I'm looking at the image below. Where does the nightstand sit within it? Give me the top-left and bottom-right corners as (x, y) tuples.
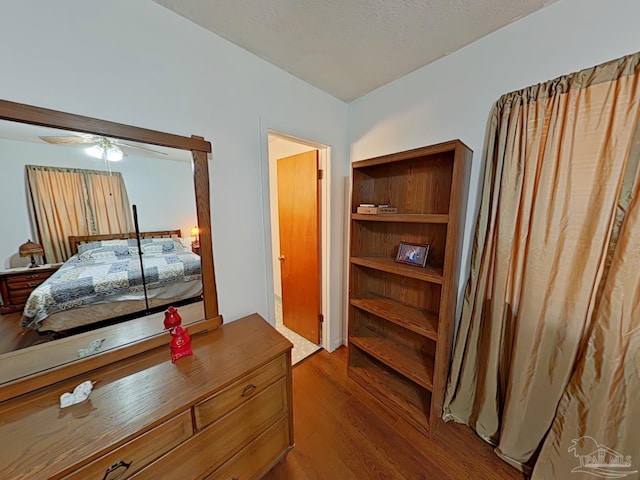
(191, 241), (200, 255)
(0, 264), (61, 314)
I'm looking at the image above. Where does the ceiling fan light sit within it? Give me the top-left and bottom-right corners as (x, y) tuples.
(86, 145), (104, 159)
(106, 146), (124, 162)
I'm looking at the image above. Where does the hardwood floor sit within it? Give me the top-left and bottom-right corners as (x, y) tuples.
(264, 347), (525, 480)
(0, 311), (54, 355)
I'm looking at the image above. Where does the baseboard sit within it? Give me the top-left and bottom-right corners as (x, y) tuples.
(328, 337), (345, 352)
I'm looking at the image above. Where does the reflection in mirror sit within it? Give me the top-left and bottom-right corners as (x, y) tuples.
(0, 120), (203, 358)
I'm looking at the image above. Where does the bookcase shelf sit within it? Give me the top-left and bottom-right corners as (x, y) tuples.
(351, 213), (449, 224)
(349, 335), (434, 391)
(350, 294), (438, 340)
(351, 257), (444, 284)
(349, 347), (431, 435)
(348, 140), (472, 435)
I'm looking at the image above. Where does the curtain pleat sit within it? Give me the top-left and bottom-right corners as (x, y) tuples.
(86, 172), (134, 234)
(532, 147), (640, 479)
(443, 53), (640, 472)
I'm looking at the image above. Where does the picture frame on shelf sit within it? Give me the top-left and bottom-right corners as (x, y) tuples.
(395, 242), (430, 268)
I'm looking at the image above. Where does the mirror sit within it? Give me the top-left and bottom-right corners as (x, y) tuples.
(0, 121), (200, 344)
(0, 99), (219, 399)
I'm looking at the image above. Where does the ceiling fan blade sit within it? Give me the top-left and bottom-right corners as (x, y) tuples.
(39, 135), (95, 145)
(118, 142), (168, 155)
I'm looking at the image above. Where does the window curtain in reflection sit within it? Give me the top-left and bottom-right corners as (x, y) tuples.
(442, 53), (640, 473)
(27, 166), (133, 262)
(85, 171), (134, 235)
(26, 166), (90, 263)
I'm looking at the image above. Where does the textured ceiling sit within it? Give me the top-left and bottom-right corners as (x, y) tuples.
(153, 0), (555, 102)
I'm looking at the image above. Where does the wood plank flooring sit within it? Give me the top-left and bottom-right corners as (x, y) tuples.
(0, 311), (54, 355)
(264, 347), (525, 480)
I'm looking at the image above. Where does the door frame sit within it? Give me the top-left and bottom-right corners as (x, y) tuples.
(259, 123), (332, 351)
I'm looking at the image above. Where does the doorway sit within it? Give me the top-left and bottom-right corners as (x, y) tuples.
(268, 132), (325, 365)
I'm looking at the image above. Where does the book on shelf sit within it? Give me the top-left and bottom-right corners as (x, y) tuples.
(356, 206), (398, 214)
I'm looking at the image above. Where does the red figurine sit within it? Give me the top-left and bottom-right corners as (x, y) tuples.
(164, 306), (182, 330)
(169, 325), (193, 363)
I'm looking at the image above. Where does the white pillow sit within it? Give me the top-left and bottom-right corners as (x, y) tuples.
(141, 244), (163, 254)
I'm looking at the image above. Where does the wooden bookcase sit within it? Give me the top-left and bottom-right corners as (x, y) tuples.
(347, 140), (472, 435)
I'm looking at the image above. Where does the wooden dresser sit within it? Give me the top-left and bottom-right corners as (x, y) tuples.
(0, 264), (61, 314)
(0, 314), (293, 480)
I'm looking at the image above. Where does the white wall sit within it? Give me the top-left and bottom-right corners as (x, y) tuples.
(347, 0), (640, 316)
(0, 0), (348, 345)
(0, 137), (196, 268)
(267, 136), (317, 298)
(7, 0), (632, 349)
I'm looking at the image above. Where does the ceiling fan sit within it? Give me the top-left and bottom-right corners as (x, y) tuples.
(39, 134), (167, 161)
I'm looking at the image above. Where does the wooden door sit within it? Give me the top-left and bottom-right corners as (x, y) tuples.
(277, 150), (320, 344)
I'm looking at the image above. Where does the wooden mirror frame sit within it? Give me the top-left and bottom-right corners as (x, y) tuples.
(0, 99), (221, 401)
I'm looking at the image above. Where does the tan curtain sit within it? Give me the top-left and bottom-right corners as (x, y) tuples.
(443, 53), (640, 472)
(86, 171), (134, 234)
(27, 166), (91, 262)
(531, 127), (640, 479)
(27, 166), (133, 262)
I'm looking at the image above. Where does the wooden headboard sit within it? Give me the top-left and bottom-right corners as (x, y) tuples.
(68, 229), (182, 255)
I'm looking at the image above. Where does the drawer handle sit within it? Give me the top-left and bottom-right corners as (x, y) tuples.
(102, 460), (132, 480)
(27, 281), (40, 287)
(241, 383), (256, 397)
(26, 274), (40, 279)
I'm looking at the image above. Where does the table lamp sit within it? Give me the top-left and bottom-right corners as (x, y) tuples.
(190, 226), (200, 249)
(19, 239), (44, 268)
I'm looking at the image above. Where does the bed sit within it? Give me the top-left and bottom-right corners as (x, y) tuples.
(20, 230), (202, 333)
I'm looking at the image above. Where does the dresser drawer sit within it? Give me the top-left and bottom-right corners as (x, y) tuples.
(132, 378), (289, 480)
(62, 410), (192, 480)
(0, 267), (59, 313)
(7, 272), (53, 287)
(8, 292), (31, 305)
(194, 354), (287, 430)
(7, 279), (47, 291)
(206, 417), (290, 480)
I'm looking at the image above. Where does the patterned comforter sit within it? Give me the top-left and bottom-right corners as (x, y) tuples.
(21, 238), (201, 329)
